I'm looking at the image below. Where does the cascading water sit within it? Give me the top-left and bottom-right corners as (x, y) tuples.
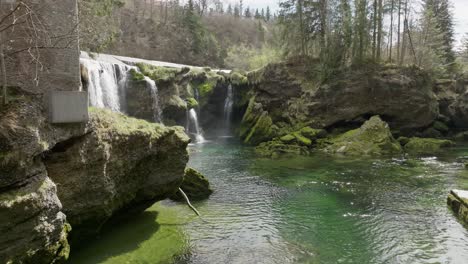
(223, 84), (234, 132)
(144, 76), (163, 123)
(80, 58), (134, 112)
(188, 108), (205, 143)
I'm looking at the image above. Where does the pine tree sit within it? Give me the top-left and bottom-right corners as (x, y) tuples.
(254, 8), (261, 19)
(227, 4), (233, 15)
(266, 6), (271, 21)
(245, 7), (252, 18)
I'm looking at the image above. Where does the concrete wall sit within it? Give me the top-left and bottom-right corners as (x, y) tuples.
(0, 0), (81, 94)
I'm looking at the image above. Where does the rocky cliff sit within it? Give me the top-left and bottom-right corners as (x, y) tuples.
(0, 95), (189, 263)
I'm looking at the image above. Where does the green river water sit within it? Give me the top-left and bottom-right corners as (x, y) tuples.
(70, 138), (468, 264)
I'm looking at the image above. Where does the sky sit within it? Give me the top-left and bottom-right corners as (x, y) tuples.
(221, 0), (468, 47)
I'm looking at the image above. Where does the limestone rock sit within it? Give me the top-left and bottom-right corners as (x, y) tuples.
(44, 108), (190, 240)
(171, 168), (213, 201)
(322, 116), (402, 156)
(404, 137), (454, 155)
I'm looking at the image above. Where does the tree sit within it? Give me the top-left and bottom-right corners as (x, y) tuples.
(266, 6), (271, 21)
(227, 4), (233, 15)
(245, 7), (252, 18)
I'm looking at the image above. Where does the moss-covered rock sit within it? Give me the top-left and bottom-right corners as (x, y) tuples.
(130, 68), (145, 82)
(255, 140), (310, 158)
(433, 121), (449, 133)
(280, 134), (296, 143)
(404, 137), (455, 155)
(186, 97), (199, 109)
(397, 136), (410, 146)
(447, 190), (468, 225)
(240, 98), (274, 145)
(171, 168), (213, 201)
(45, 108), (190, 240)
(322, 116), (402, 156)
(299, 127), (327, 140)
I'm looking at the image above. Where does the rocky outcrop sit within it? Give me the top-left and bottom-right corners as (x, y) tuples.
(0, 97), (84, 264)
(447, 190), (468, 225)
(321, 116), (402, 156)
(0, 97), (190, 263)
(171, 168), (213, 201)
(255, 127), (326, 158)
(241, 62), (439, 145)
(44, 108), (189, 240)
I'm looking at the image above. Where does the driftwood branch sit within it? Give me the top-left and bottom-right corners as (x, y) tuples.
(178, 187), (201, 217)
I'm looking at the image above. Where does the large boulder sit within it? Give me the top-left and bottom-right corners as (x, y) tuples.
(171, 168), (213, 201)
(321, 116), (402, 156)
(403, 137), (454, 155)
(44, 108), (189, 240)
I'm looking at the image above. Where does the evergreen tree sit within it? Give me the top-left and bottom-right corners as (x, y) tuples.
(266, 6), (271, 21)
(234, 4), (240, 18)
(255, 9), (261, 19)
(245, 7), (252, 18)
(227, 4), (233, 15)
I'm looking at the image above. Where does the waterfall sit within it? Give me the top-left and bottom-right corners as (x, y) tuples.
(80, 58), (134, 112)
(223, 84), (234, 131)
(188, 108), (205, 143)
(144, 76), (163, 123)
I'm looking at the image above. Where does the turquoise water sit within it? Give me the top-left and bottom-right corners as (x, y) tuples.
(69, 138), (468, 264)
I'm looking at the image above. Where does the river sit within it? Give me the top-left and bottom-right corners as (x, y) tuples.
(69, 138), (468, 264)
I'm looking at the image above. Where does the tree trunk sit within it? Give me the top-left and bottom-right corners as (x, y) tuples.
(372, 0), (377, 59)
(376, 0), (383, 61)
(397, 0), (401, 62)
(389, 0), (394, 61)
(399, 0), (408, 65)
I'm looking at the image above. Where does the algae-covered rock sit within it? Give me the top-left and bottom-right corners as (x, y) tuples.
(397, 136), (410, 146)
(171, 168), (213, 201)
(44, 108), (190, 240)
(447, 190), (468, 225)
(240, 98), (274, 145)
(404, 137), (454, 155)
(323, 116), (402, 156)
(299, 127), (327, 140)
(255, 140), (310, 158)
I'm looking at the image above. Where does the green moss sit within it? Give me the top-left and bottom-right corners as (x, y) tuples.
(244, 111), (273, 145)
(280, 134), (296, 143)
(255, 140), (309, 158)
(137, 63), (180, 83)
(130, 69), (145, 82)
(404, 137), (455, 155)
(293, 132), (312, 146)
(197, 82), (215, 97)
(433, 121), (449, 133)
(171, 168), (213, 201)
(323, 116), (402, 156)
(230, 72), (249, 86)
(186, 98), (199, 109)
(299, 127), (327, 140)
(397, 137), (410, 146)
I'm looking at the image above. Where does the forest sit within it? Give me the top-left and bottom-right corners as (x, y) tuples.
(79, 0), (468, 76)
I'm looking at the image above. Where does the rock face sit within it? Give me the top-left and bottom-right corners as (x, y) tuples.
(44, 108), (190, 240)
(321, 116), (402, 156)
(0, 97), (84, 264)
(241, 62), (439, 145)
(0, 98), (190, 263)
(171, 168), (213, 201)
(447, 190), (468, 225)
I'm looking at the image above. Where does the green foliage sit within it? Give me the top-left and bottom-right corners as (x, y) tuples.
(129, 69), (145, 82)
(186, 98), (199, 108)
(225, 44), (282, 71)
(137, 63), (179, 83)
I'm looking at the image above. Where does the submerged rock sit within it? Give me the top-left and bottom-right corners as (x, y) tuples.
(447, 190), (468, 225)
(171, 168), (213, 201)
(404, 137), (454, 155)
(322, 116), (402, 156)
(44, 108), (189, 241)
